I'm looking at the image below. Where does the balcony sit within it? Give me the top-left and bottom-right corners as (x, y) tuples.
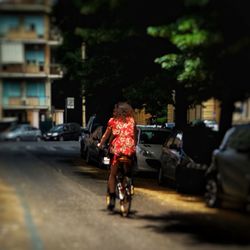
(3, 96), (49, 109)
(49, 64), (63, 78)
(48, 28), (63, 46)
(0, 63), (63, 78)
(0, 26), (46, 43)
(0, 0), (51, 13)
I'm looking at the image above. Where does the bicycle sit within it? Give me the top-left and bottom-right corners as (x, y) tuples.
(106, 155), (134, 217)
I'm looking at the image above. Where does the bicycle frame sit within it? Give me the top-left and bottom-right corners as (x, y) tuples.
(106, 155), (134, 217)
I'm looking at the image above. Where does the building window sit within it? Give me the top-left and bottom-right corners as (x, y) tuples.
(3, 82), (21, 97)
(24, 16), (44, 37)
(3, 82), (21, 105)
(0, 15), (19, 36)
(25, 50), (45, 65)
(26, 82), (45, 97)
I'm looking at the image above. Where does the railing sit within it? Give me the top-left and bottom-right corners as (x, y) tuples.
(0, 0), (47, 5)
(0, 0), (52, 12)
(0, 63), (63, 77)
(1, 26), (45, 40)
(0, 26), (62, 43)
(49, 64), (63, 76)
(3, 96), (50, 107)
(49, 28), (63, 45)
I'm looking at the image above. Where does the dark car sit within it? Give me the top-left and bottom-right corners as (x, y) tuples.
(82, 125), (110, 168)
(80, 115), (103, 158)
(43, 123), (81, 141)
(158, 129), (216, 193)
(205, 124), (250, 211)
(0, 124), (42, 141)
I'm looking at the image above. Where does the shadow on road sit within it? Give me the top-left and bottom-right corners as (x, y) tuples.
(72, 158), (250, 246)
(137, 210), (250, 246)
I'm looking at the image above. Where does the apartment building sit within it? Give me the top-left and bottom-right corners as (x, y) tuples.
(0, 0), (62, 128)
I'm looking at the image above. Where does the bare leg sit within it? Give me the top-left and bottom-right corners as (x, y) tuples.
(108, 163), (118, 193)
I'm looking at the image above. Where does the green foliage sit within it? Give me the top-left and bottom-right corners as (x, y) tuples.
(123, 74), (173, 115)
(53, 0), (179, 116)
(75, 27), (136, 45)
(177, 57), (206, 82)
(184, 0), (209, 7)
(80, 0), (124, 14)
(148, 17), (221, 51)
(147, 0), (250, 131)
(154, 54), (182, 70)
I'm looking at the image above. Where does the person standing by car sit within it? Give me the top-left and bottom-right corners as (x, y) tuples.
(97, 102), (137, 210)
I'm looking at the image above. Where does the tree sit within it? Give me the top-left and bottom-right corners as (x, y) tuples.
(53, 0), (182, 122)
(147, 0), (250, 135)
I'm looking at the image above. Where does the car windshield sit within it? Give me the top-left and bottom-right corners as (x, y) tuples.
(9, 125), (23, 132)
(140, 130), (171, 145)
(227, 126), (250, 152)
(50, 125), (63, 132)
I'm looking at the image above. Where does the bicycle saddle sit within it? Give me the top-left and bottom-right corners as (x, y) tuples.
(117, 155), (132, 165)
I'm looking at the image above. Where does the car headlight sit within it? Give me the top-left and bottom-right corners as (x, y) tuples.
(6, 132), (14, 138)
(52, 132), (59, 136)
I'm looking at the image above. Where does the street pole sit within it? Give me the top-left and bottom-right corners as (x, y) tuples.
(65, 98), (67, 123)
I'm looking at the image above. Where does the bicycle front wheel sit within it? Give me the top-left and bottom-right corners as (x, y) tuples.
(120, 179), (132, 217)
(120, 195), (131, 217)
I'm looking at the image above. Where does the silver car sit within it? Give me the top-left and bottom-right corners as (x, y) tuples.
(135, 126), (172, 172)
(0, 124), (42, 141)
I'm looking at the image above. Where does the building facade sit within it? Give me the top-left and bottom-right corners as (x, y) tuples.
(0, 0), (62, 128)
(135, 97), (250, 126)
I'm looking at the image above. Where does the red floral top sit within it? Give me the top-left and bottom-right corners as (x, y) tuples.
(108, 116), (136, 158)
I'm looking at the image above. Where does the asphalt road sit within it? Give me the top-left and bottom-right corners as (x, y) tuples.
(0, 141), (249, 250)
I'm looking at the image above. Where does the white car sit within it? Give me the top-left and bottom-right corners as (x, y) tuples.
(135, 125), (172, 172)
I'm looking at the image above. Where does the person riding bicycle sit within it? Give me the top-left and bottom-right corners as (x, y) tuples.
(97, 102), (137, 210)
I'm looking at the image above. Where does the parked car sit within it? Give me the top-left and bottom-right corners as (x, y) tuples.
(43, 123), (81, 141)
(0, 124), (42, 141)
(190, 119), (218, 131)
(204, 120), (219, 131)
(80, 122), (172, 170)
(80, 115), (103, 158)
(158, 129), (214, 193)
(81, 125), (110, 168)
(205, 124), (250, 210)
(135, 125), (172, 172)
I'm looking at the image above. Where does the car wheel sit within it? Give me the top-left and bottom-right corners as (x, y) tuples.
(15, 136), (21, 142)
(205, 175), (221, 208)
(158, 167), (165, 186)
(36, 136), (42, 142)
(86, 149), (91, 164)
(80, 145), (86, 159)
(176, 166), (186, 193)
(59, 136), (64, 141)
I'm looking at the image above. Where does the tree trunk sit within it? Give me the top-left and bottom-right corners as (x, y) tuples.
(174, 86), (188, 130)
(218, 95), (235, 141)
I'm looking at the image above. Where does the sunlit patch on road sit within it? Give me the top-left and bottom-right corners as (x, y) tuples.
(0, 179), (29, 249)
(0, 179), (24, 224)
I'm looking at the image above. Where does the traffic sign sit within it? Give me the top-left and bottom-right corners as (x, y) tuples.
(66, 97), (74, 109)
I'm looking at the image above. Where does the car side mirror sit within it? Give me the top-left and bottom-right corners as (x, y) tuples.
(82, 128), (90, 134)
(63, 127), (68, 131)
